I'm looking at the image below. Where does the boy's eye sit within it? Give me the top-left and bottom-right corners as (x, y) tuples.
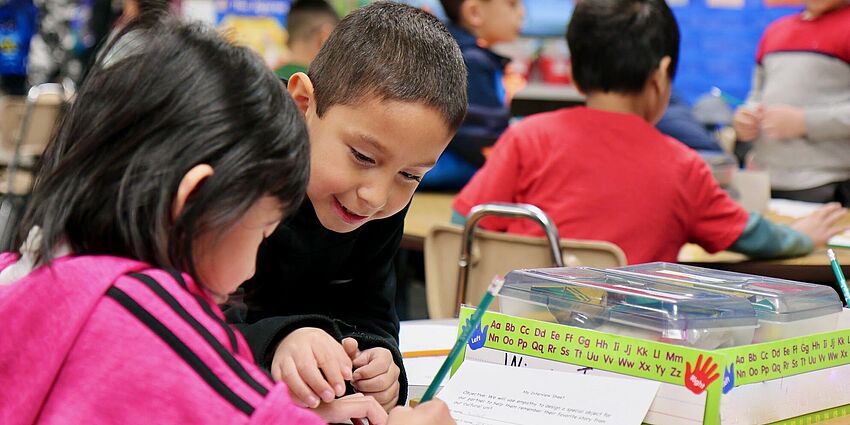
(350, 147), (375, 165)
(400, 171), (422, 182)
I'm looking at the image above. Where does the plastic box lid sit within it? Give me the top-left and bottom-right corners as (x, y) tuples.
(611, 262), (842, 323)
(500, 267), (758, 338)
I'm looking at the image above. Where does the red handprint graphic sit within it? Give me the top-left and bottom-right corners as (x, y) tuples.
(684, 354), (719, 395)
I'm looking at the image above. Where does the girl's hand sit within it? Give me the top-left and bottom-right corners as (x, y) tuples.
(387, 399), (456, 425)
(314, 393), (388, 425)
(272, 327), (352, 407)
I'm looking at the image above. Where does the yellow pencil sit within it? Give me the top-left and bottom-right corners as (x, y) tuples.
(402, 349), (451, 358)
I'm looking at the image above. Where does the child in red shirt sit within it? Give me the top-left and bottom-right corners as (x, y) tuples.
(454, 0), (846, 264)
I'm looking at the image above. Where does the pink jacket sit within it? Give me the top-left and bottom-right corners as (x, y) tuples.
(0, 254), (324, 424)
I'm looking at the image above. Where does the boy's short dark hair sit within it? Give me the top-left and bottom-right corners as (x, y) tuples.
(567, 0), (679, 94)
(439, 0), (463, 23)
(309, 1), (467, 132)
(286, 0), (339, 45)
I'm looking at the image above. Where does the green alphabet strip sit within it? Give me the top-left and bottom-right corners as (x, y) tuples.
(454, 307), (726, 389)
(718, 329), (850, 386)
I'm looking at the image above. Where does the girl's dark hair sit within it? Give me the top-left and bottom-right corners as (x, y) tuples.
(19, 15), (310, 279)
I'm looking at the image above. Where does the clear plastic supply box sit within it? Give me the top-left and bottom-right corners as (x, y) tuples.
(499, 267), (758, 349)
(611, 262), (843, 343)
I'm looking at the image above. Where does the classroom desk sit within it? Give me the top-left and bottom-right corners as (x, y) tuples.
(402, 191), (850, 285)
(400, 192), (455, 251)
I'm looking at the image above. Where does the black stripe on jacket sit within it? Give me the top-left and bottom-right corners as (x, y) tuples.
(128, 273), (269, 397)
(106, 286), (255, 415)
(164, 269), (240, 353)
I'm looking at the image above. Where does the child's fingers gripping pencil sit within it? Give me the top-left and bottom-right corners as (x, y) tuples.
(419, 276), (506, 403)
(827, 249), (850, 307)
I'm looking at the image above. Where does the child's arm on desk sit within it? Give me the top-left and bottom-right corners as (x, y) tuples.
(729, 204), (848, 259)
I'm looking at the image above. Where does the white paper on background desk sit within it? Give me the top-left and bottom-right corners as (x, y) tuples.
(766, 199), (850, 248)
(767, 198), (824, 218)
(438, 361), (659, 425)
(829, 230), (850, 249)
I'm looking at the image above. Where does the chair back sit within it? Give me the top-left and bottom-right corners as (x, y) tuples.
(424, 203), (627, 319)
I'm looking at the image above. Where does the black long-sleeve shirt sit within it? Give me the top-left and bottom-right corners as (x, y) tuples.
(232, 200), (409, 405)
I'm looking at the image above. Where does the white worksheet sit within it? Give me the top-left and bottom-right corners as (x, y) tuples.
(438, 361), (659, 425)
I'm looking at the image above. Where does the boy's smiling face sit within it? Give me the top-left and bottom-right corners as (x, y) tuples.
(288, 73), (453, 233)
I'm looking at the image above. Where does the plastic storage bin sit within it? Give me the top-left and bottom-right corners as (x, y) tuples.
(499, 267), (758, 349)
(611, 262), (843, 343)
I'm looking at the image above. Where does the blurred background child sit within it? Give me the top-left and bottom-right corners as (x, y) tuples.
(276, 0), (339, 80)
(419, 0), (524, 190)
(733, 0), (850, 205)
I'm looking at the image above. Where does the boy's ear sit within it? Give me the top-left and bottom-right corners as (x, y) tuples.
(649, 56), (672, 95)
(646, 56), (673, 123)
(460, 0), (484, 28)
(172, 164), (214, 220)
(287, 72), (315, 116)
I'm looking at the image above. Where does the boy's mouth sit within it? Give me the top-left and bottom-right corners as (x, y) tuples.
(332, 197), (369, 225)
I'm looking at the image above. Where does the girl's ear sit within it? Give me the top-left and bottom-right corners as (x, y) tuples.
(172, 164), (214, 220)
(287, 72), (315, 116)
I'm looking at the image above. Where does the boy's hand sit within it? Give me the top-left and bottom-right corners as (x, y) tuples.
(791, 202), (849, 247)
(387, 399), (456, 425)
(733, 106), (762, 142)
(761, 104), (806, 140)
(313, 393), (388, 425)
(343, 338), (401, 411)
(272, 327), (352, 408)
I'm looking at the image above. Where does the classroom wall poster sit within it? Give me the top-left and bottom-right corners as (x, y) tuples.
(214, 0), (291, 68)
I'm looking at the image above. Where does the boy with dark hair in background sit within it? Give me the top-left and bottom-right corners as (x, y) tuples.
(234, 2), (467, 419)
(276, 0), (339, 80)
(453, 0), (846, 265)
(418, 0), (523, 190)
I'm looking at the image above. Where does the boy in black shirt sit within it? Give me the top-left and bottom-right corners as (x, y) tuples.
(234, 2), (468, 413)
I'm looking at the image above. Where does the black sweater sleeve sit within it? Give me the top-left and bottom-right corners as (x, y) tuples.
(324, 209), (408, 405)
(233, 202), (409, 405)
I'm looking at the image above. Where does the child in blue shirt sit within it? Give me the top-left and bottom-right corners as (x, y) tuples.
(419, 0), (524, 190)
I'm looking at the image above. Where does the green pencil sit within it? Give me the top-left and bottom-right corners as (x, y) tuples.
(419, 276), (505, 403)
(828, 249), (850, 307)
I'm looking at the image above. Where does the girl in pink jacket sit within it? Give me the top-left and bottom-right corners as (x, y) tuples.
(0, 14), (449, 425)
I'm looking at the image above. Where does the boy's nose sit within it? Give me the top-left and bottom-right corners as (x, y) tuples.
(356, 180), (391, 213)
